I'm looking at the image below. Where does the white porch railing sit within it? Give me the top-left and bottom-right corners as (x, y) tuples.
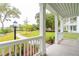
(0, 35), (42, 56)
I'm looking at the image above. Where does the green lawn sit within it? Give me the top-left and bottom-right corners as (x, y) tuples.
(63, 32), (79, 39)
(0, 31), (79, 55)
(45, 32), (55, 41)
(0, 31), (79, 43)
(17, 31), (55, 42)
(17, 31), (79, 40)
(0, 32), (19, 42)
(17, 31), (55, 38)
(17, 31), (40, 37)
(0, 32), (19, 55)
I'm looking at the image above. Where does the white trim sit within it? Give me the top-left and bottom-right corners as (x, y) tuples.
(60, 17), (64, 40)
(55, 15), (58, 44)
(47, 3), (79, 18)
(39, 3), (46, 55)
(0, 35), (42, 47)
(46, 4), (57, 15)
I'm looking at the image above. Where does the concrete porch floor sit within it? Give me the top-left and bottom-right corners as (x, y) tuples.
(46, 39), (79, 56)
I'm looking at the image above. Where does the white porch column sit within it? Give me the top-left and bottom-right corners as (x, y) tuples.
(68, 18), (71, 32)
(66, 26), (68, 31)
(60, 18), (64, 40)
(39, 3), (46, 55)
(60, 18), (63, 33)
(55, 15), (58, 44)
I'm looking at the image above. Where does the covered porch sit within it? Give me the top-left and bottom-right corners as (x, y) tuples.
(41, 3), (79, 56)
(0, 3), (79, 56)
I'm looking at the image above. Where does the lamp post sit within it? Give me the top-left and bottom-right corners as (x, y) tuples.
(13, 21), (17, 40)
(13, 21), (17, 55)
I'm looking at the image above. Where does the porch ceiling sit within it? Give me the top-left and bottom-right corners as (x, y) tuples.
(47, 3), (79, 18)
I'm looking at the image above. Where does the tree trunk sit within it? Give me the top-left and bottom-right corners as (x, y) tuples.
(1, 22), (4, 30)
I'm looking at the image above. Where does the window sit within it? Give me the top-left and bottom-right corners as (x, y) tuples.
(70, 26), (73, 31)
(70, 25), (77, 31)
(73, 26), (76, 31)
(70, 17), (77, 23)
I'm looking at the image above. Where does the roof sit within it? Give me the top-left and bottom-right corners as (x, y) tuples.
(47, 3), (79, 18)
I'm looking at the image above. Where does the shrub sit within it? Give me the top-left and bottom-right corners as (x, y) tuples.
(19, 24), (38, 31)
(3, 28), (12, 33)
(0, 28), (12, 34)
(46, 36), (55, 44)
(0, 29), (5, 34)
(32, 24), (38, 31)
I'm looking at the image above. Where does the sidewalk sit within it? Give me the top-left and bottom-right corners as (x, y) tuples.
(16, 33), (50, 48)
(16, 34), (28, 39)
(16, 33), (36, 44)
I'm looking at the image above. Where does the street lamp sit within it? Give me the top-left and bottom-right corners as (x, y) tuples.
(13, 21), (17, 55)
(13, 21), (17, 40)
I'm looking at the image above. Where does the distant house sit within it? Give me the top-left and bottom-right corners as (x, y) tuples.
(64, 17), (79, 33)
(46, 28), (52, 32)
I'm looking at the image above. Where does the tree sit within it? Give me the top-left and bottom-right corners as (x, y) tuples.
(46, 13), (55, 31)
(24, 17), (28, 24)
(19, 24), (24, 31)
(0, 3), (21, 30)
(35, 13), (55, 31)
(20, 24), (33, 31)
(32, 24), (39, 30)
(24, 24), (33, 31)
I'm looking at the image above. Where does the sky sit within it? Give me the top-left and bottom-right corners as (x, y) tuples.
(0, 3), (40, 27)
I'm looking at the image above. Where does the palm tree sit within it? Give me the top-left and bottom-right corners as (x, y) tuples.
(0, 3), (21, 30)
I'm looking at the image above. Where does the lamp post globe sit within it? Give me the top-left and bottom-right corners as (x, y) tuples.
(13, 21), (17, 27)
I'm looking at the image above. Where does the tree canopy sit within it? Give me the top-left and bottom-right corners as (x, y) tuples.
(35, 12), (55, 31)
(0, 3), (21, 30)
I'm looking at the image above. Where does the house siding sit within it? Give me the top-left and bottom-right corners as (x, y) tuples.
(77, 17), (79, 33)
(64, 17), (79, 33)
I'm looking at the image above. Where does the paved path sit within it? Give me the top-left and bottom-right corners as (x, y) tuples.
(16, 34), (50, 48)
(16, 34), (28, 39)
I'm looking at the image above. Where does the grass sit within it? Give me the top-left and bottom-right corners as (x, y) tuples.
(0, 32), (19, 42)
(45, 32), (55, 41)
(0, 44), (23, 56)
(63, 32), (79, 39)
(0, 32), (19, 55)
(0, 31), (79, 55)
(17, 31), (55, 42)
(0, 31), (55, 55)
(17, 31), (79, 40)
(0, 31), (79, 42)
(17, 31), (39, 37)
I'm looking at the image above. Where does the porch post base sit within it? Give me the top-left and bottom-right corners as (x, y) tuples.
(54, 39), (63, 44)
(40, 53), (47, 56)
(57, 39), (63, 44)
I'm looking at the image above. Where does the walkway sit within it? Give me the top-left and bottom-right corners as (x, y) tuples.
(16, 34), (50, 48)
(16, 34), (28, 39)
(46, 39), (79, 56)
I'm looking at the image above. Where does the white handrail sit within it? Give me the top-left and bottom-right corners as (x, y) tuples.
(0, 35), (42, 47)
(0, 35), (42, 56)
